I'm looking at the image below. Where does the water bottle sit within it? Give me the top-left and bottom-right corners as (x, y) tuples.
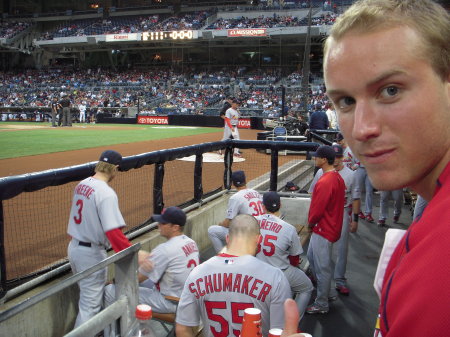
(126, 304), (156, 337)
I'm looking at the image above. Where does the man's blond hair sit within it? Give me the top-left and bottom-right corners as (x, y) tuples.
(95, 161), (117, 175)
(228, 214), (260, 244)
(324, 0), (450, 80)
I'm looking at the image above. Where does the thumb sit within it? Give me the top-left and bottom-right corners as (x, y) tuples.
(281, 298), (300, 337)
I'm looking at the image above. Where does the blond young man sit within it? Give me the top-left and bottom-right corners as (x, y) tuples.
(323, 0), (450, 336)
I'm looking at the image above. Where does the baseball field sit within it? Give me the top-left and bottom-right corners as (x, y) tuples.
(1, 121), (303, 282)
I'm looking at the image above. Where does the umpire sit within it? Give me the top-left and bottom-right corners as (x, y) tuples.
(59, 93), (72, 127)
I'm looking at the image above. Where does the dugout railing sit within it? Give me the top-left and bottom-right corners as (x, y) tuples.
(0, 138), (326, 301)
(0, 243), (141, 337)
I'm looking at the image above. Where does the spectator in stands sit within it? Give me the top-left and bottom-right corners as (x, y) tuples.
(308, 104), (329, 130)
(323, 0), (450, 335)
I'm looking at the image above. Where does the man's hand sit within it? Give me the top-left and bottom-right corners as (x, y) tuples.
(138, 250), (150, 265)
(350, 221), (358, 233)
(281, 299), (308, 337)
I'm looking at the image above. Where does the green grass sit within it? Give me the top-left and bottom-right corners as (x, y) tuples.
(0, 122), (221, 159)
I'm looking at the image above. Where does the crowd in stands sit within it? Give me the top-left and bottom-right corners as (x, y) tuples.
(206, 15), (304, 30)
(0, 66), (330, 120)
(39, 11), (213, 40)
(311, 12), (338, 25)
(0, 20), (31, 39)
(35, 8), (340, 40)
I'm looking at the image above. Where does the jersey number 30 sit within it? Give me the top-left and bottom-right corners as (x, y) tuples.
(205, 301), (253, 337)
(73, 199), (83, 224)
(249, 201), (264, 217)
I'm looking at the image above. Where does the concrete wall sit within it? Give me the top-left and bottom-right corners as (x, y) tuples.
(0, 193), (311, 336)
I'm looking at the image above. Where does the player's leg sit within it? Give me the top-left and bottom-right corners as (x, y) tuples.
(222, 127), (232, 141)
(307, 234), (333, 312)
(207, 225), (229, 253)
(68, 241), (107, 327)
(378, 191), (390, 226)
(51, 111), (56, 127)
(284, 266), (313, 319)
(333, 210), (350, 294)
(138, 286), (177, 313)
(354, 168), (366, 219)
(233, 128), (241, 155)
(364, 173), (374, 221)
(392, 189), (403, 222)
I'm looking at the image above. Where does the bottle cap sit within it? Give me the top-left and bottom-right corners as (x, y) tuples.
(135, 304), (152, 320)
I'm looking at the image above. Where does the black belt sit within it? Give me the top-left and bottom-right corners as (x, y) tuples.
(78, 241), (92, 247)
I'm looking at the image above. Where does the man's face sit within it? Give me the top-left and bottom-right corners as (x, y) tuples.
(324, 26), (450, 192)
(314, 156), (326, 168)
(157, 222), (172, 238)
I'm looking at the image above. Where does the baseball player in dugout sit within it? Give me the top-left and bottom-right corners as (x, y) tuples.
(256, 191), (313, 319)
(67, 150), (149, 328)
(104, 206), (199, 315)
(306, 145), (345, 315)
(208, 170), (264, 253)
(323, 0), (450, 335)
(176, 214), (291, 337)
(309, 144), (361, 296)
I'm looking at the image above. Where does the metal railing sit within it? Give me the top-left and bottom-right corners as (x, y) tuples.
(0, 244), (141, 337)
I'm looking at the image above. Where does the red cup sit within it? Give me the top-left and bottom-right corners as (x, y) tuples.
(240, 308), (262, 337)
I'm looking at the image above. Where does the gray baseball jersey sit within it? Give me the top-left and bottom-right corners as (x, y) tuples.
(139, 234), (200, 297)
(309, 167), (360, 207)
(67, 177), (125, 246)
(342, 146), (358, 170)
(225, 107), (240, 127)
(176, 254), (291, 337)
(226, 189), (264, 219)
(255, 213), (303, 270)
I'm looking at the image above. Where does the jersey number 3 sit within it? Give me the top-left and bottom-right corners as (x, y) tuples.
(205, 301), (253, 337)
(73, 199), (83, 224)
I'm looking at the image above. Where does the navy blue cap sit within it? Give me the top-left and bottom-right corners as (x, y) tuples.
(232, 170), (246, 187)
(311, 145), (336, 161)
(332, 144), (344, 157)
(153, 206), (186, 226)
(263, 191), (281, 212)
(99, 150), (122, 166)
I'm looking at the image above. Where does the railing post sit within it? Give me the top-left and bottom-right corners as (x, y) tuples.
(270, 147), (279, 192)
(0, 201), (6, 299)
(153, 162), (165, 214)
(114, 245), (140, 336)
(194, 153), (203, 202)
(223, 147), (233, 189)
